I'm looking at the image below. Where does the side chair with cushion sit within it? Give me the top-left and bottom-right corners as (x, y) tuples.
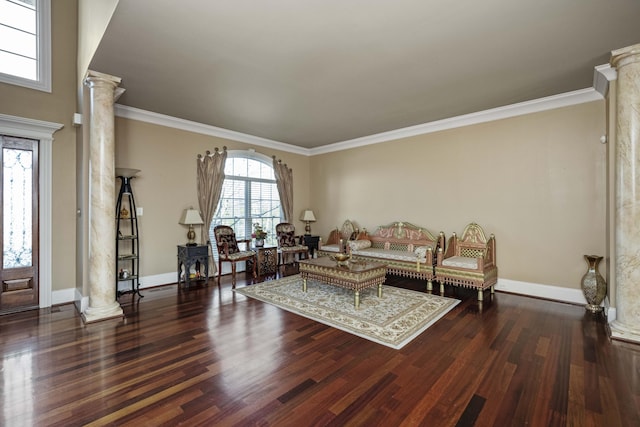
(213, 225), (257, 288)
(275, 222), (309, 266)
(435, 222), (497, 301)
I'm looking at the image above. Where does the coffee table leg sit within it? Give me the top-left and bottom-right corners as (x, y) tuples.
(354, 290), (360, 309)
(303, 277), (307, 292)
(378, 283), (383, 298)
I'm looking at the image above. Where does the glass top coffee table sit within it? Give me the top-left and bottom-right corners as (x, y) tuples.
(298, 256), (387, 309)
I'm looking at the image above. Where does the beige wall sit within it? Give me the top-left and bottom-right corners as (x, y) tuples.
(311, 101), (607, 290)
(0, 0), (78, 292)
(114, 118), (311, 278)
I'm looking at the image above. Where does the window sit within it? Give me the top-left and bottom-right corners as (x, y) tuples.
(210, 151), (282, 258)
(0, 0), (51, 92)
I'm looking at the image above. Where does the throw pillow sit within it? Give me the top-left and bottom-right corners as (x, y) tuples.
(414, 246), (429, 258)
(349, 239), (372, 251)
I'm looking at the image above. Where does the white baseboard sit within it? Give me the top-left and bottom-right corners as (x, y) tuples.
(54, 272), (180, 309)
(52, 287), (76, 306)
(495, 278), (587, 305)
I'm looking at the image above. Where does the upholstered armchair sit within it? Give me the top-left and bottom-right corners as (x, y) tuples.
(435, 222), (497, 301)
(275, 222), (309, 265)
(213, 225), (257, 287)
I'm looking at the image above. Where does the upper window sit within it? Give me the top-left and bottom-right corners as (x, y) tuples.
(210, 151), (282, 252)
(0, 0), (51, 92)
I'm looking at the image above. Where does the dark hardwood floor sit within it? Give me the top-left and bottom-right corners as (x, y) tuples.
(1, 268), (639, 426)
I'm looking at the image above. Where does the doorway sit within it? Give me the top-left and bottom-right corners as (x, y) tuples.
(0, 135), (39, 314)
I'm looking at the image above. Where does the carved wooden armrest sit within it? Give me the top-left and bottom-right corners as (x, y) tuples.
(443, 234), (457, 259)
(323, 228), (340, 246)
(483, 235), (496, 267)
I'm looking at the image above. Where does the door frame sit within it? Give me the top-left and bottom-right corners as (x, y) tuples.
(0, 114), (62, 308)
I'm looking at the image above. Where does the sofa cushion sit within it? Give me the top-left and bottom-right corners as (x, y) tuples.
(352, 247), (428, 263)
(442, 256), (478, 269)
(320, 244), (341, 253)
(348, 239), (372, 251)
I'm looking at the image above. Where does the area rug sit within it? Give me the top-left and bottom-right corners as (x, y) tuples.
(234, 274), (460, 349)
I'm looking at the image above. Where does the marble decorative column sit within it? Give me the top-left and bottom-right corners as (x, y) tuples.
(82, 70), (124, 323)
(610, 43), (640, 343)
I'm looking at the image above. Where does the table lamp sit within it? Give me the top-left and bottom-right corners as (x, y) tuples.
(300, 209), (316, 235)
(179, 208), (204, 246)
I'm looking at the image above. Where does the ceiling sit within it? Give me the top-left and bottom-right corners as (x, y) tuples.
(89, 0), (640, 149)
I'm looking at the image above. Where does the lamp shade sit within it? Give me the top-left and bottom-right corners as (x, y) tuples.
(179, 208), (204, 225)
(300, 210), (316, 222)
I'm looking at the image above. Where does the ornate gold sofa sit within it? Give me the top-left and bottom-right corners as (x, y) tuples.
(347, 221), (444, 290)
(435, 222), (497, 301)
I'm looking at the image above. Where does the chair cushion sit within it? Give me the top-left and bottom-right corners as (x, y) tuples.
(280, 245), (308, 253)
(279, 231), (297, 247)
(348, 239), (372, 251)
(224, 250), (255, 261)
(320, 244), (341, 253)
(442, 256), (478, 269)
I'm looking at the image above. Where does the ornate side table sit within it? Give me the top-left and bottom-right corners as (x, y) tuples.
(177, 244), (209, 288)
(303, 235), (320, 257)
(247, 245), (278, 276)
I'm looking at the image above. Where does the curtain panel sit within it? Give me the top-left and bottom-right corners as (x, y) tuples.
(197, 146), (227, 275)
(273, 156), (293, 222)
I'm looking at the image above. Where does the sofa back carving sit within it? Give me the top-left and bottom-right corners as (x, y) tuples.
(367, 221), (443, 257)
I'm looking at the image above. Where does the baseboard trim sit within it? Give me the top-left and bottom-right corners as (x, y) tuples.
(495, 278), (587, 306)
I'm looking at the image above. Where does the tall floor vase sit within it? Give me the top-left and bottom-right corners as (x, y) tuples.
(580, 255), (607, 313)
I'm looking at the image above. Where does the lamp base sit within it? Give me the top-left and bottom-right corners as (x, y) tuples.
(186, 242), (198, 247)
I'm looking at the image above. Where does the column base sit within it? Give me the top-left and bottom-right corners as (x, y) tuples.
(609, 320), (640, 344)
(82, 301), (124, 324)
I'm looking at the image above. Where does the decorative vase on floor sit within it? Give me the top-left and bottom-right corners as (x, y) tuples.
(580, 255), (607, 313)
(255, 238), (264, 247)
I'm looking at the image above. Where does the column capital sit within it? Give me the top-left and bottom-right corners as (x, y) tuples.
(84, 69), (122, 88)
(611, 43), (640, 69)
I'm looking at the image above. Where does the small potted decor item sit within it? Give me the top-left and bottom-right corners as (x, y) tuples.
(252, 223), (268, 247)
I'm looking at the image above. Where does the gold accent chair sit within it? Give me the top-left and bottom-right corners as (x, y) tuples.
(318, 219), (360, 255)
(213, 225), (257, 287)
(276, 222), (309, 266)
(435, 223), (497, 301)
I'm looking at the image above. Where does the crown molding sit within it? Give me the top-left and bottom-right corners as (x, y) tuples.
(310, 87), (603, 155)
(114, 105), (309, 156)
(113, 73), (606, 157)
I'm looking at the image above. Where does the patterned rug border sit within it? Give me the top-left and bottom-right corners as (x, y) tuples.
(234, 274), (460, 349)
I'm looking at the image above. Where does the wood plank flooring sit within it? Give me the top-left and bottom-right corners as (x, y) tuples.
(1, 270), (639, 426)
